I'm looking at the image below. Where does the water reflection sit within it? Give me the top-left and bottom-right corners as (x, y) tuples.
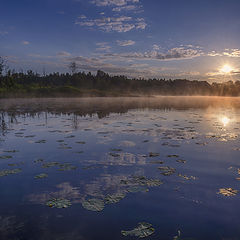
(0, 97), (240, 239)
(220, 116), (231, 127)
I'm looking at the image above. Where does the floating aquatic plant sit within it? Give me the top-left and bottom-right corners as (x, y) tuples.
(105, 193), (126, 204)
(158, 166), (176, 176)
(149, 152), (159, 157)
(218, 188), (238, 196)
(35, 173), (48, 179)
(0, 168), (22, 177)
(127, 186), (149, 193)
(3, 150), (19, 153)
(0, 155), (12, 160)
(42, 162), (59, 168)
(35, 140), (46, 144)
(58, 163), (77, 171)
(176, 159), (186, 164)
(178, 174), (196, 180)
(121, 222), (155, 238)
(82, 198), (104, 212)
(46, 198), (71, 208)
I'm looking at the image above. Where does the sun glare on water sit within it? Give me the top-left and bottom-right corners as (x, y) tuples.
(220, 64), (234, 74)
(220, 116), (230, 127)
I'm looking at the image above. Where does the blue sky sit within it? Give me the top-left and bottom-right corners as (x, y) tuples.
(1, 0), (240, 81)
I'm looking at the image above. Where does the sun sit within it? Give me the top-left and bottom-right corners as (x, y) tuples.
(220, 116), (230, 127)
(220, 64), (234, 74)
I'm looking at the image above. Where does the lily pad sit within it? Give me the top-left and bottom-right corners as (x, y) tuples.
(0, 155), (12, 160)
(105, 193), (126, 204)
(149, 152), (159, 157)
(177, 159), (187, 164)
(3, 150), (19, 153)
(76, 141), (86, 144)
(34, 159), (44, 163)
(121, 222), (155, 238)
(167, 155), (179, 158)
(0, 168), (22, 177)
(158, 166), (176, 176)
(218, 188), (238, 196)
(178, 174), (196, 180)
(58, 163), (77, 171)
(132, 176), (163, 187)
(82, 198), (104, 212)
(127, 186), (149, 193)
(35, 173), (48, 179)
(35, 140), (46, 144)
(42, 162), (59, 168)
(46, 198), (71, 208)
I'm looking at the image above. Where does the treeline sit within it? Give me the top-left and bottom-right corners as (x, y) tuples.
(0, 62), (240, 97)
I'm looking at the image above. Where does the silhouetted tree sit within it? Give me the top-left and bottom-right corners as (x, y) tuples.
(0, 56), (6, 76)
(69, 62), (77, 74)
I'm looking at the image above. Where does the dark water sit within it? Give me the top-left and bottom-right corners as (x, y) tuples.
(0, 97), (240, 240)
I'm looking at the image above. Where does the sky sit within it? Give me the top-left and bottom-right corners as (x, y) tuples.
(1, 0), (240, 82)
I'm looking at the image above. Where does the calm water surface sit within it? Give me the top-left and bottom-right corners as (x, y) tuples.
(0, 97), (240, 240)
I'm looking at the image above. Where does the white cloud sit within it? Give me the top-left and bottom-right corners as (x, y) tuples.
(117, 40), (135, 46)
(96, 42), (112, 51)
(91, 0), (139, 7)
(207, 49), (240, 58)
(104, 46), (203, 61)
(56, 51), (72, 57)
(112, 4), (138, 11)
(21, 41), (30, 45)
(153, 44), (160, 50)
(78, 15), (87, 19)
(76, 15), (146, 32)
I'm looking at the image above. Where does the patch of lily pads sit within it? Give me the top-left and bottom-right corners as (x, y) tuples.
(82, 198), (104, 212)
(35, 173), (48, 179)
(0, 155), (12, 160)
(218, 188), (238, 196)
(105, 193), (126, 204)
(0, 168), (22, 177)
(121, 222), (155, 238)
(158, 166), (176, 176)
(46, 198), (71, 208)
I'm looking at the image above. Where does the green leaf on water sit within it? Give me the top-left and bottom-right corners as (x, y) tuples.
(127, 186), (149, 193)
(158, 166), (176, 176)
(105, 193), (126, 204)
(35, 140), (46, 144)
(149, 152), (159, 157)
(218, 188), (238, 196)
(121, 222), (155, 238)
(46, 198), (71, 208)
(35, 173), (48, 179)
(0, 155), (12, 159)
(82, 198), (104, 212)
(42, 162), (59, 168)
(0, 168), (22, 177)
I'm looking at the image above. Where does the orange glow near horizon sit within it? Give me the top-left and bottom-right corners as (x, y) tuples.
(220, 64), (234, 74)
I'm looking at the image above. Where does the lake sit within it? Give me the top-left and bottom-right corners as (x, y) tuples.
(0, 96), (240, 240)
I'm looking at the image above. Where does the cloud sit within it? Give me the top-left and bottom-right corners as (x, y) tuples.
(96, 42), (111, 52)
(117, 40), (135, 46)
(78, 15), (87, 19)
(104, 46), (203, 61)
(75, 15), (146, 32)
(91, 0), (139, 7)
(153, 44), (160, 50)
(21, 41), (30, 45)
(112, 4), (139, 12)
(56, 51), (72, 57)
(0, 31), (8, 36)
(208, 49), (240, 58)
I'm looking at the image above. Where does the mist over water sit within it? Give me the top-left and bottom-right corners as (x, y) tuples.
(0, 96), (240, 240)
